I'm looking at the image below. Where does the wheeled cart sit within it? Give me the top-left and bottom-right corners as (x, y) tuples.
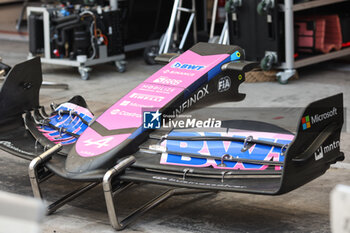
(27, 6), (126, 80)
(276, 0), (350, 84)
(226, 0), (350, 84)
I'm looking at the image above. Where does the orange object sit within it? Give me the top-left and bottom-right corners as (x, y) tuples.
(296, 15), (343, 53)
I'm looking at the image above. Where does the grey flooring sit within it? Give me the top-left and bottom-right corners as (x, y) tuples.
(0, 40), (349, 232)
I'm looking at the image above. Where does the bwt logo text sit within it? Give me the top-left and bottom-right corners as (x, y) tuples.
(171, 62), (205, 71)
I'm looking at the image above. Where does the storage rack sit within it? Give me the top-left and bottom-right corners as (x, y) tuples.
(276, 0), (350, 83)
(27, 6), (126, 80)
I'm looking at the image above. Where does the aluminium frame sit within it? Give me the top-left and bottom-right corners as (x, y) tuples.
(28, 144), (213, 231)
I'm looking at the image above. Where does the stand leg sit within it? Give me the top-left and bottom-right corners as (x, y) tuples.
(102, 156), (214, 230)
(164, 0), (180, 53)
(281, 0), (296, 84)
(28, 144), (99, 215)
(29, 144), (63, 199)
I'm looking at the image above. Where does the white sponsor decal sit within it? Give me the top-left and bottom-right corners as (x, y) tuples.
(311, 107), (338, 124)
(314, 147), (324, 161)
(0, 141), (33, 156)
(120, 101), (131, 106)
(83, 137), (114, 148)
(218, 76), (231, 92)
(110, 108), (141, 118)
(172, 84), (209, 116)
(323, 140), (340, 154)
(119, 100), (154, 108)
(314, 140), (340, 161)
(153, 76), (183, 86)
(163, 69), (195, 77)
(140, 84), (176, 93)
(151, 176), (246, 188)
(129, 93), (164, 102)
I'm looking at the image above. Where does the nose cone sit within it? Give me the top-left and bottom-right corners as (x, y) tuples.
(64, 149), (94, 174)
(64, 126), (132, 174)
(64, 143), (126, 175)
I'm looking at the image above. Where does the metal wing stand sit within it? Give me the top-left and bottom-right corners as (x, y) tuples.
(0, 58), (68, 90)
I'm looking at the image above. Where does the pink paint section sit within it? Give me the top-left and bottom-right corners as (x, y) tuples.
(124, 83), (183, 107)
(76, 50), (230, 157)
(223, 140), (231, 152)
(180, 142), (188, 148)
(60, 103), (94, 118)
(146, 50), (229, 88)
(248, 144), (256, 154)
(232, 162), (245, 170)
(198, 141), (210, 155)
(97, 83), (184, 130)
(76, 127), (130, 157)
(96, 105), (143, 130)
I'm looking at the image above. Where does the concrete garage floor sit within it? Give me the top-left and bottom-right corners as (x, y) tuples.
(0, 40), (350, 232)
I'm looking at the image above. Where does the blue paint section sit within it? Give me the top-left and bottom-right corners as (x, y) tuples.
(167, 132), (203, 154)
(167, 154), (208, 166)
(166, 131), (207, 166)
(208, 50), (241, 81)
(128, 126), (147, 139)
(162, 131), (293, 170)
(230, 51), (241, 61)
(185, 74), (208, 98)
(39, 104), (93, 145)
(203, 133), (276, 169)
(208, 57), (230, 81)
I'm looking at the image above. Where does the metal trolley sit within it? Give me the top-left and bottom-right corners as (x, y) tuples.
(226, 0), (350, 84)
(276, 0), (350, 83)
(27, 6), (126, 80)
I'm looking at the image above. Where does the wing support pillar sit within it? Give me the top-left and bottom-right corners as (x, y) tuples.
(28, 144), (99, 215)
(28, 151), (214, 230)
(103, 156), (214, 231)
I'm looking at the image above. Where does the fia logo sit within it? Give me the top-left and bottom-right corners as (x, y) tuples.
(314, 146), (324, 161)
(143, 110), (161, 129)
(218, 76), (231, 92)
